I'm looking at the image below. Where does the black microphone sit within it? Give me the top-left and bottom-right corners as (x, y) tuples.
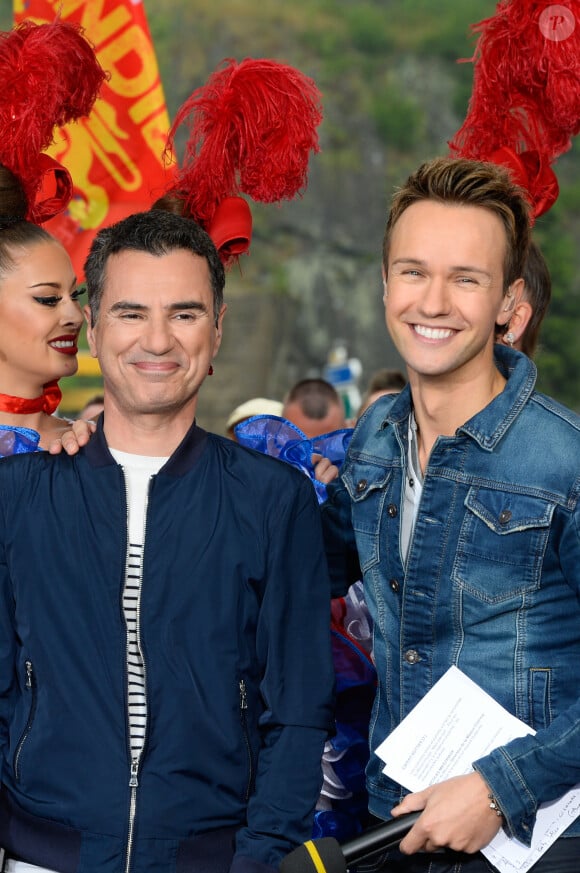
(280, 812), (422, 873)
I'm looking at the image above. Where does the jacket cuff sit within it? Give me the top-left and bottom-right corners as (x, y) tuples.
(474, 748), (537, 846)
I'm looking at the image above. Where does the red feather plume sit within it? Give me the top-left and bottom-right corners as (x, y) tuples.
(449, 0), (580, 218)
(165, 58), (323, 229)
(0, 18), (108, 221)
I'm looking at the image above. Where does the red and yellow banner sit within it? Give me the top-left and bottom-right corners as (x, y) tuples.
(13, 0), (174, 278)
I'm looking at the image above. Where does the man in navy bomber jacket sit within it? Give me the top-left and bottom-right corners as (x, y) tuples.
(0, 211), (335, 873)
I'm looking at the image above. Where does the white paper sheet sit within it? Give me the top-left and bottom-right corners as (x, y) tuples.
(375, 666), (580, 872)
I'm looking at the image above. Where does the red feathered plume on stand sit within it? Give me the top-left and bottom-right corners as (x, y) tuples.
(449, 0), (580, 220)
(0, 19), (107, 223)
(163, 58), (323, 265)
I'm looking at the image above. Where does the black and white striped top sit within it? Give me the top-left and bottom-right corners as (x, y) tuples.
(110, 450), (168, 762)
(124, 540), (147, 757)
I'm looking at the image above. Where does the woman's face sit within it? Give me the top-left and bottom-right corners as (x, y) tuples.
(0, 240), (83, 395)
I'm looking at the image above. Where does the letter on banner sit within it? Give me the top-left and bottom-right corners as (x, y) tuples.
(13, 0), (174, 277)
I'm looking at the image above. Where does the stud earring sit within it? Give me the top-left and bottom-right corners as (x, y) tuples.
(208, 365), (214, 375)
(504, 331), (515, 346)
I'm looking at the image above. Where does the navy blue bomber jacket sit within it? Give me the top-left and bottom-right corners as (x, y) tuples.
(0, 419), (335, 873)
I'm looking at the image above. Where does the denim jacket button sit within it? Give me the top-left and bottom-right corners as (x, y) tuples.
(356, 479), (368, 493)
(499, 509), (512, 524)
(404, 649), (420, 664)
(389, 579), (400, 593)
(387, 503), (398, 518)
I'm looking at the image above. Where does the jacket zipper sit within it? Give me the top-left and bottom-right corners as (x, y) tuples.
(125, 759), (139, 873)
(14, 660), (37, 781)
(239, 678), (254, 801)
(123, 472), (152, 873)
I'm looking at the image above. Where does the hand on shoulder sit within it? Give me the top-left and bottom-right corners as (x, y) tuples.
(47, 418), (97, 455)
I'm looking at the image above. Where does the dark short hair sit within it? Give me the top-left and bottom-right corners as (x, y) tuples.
(383, 157), (531, 292)
(84, 209), (225, 325)
(284, 378), (342, 420)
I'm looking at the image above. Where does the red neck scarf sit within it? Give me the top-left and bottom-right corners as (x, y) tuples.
(0, 380), (62, 415)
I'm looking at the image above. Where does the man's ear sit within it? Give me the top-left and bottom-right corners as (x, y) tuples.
(212, 303), (227, 357)
(496, 277), (524, 327)
(84, 305), (98, 358)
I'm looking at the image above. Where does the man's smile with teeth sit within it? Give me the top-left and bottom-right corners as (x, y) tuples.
(413, 325), (454, 339)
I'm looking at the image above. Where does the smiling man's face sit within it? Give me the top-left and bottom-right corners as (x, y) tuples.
(86, 248), (225, 420)
(384, 199), (515, 385)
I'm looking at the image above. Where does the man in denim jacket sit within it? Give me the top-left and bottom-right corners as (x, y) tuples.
(321, 157), (580, 872)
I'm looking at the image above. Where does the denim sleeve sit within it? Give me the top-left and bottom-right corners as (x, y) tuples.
(320, 477), (361, 599)
(474, 498), (580, 846)
(232, 474), (335, 869)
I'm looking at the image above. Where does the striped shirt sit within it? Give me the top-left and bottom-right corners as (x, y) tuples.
(124, 539), (147, 757)
(110, 450), (168, 761)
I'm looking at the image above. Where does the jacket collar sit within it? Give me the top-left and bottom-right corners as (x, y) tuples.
(457, 346), (537, 450)
(379, 345), (537, 451)
(84, 414), (209, 475)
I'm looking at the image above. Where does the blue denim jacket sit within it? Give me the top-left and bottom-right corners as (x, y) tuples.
(322, 346), (580, 845)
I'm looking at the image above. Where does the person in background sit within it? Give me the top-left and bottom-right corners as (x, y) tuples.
(322, 156), (580, 872)
(357, 368), (407, 418)
(0, 18), (105, 459)
(283, 378), (346, 438)
(225, 397), (283, 440)
(0, 209), (334, 873)
(0, 165), (83, 455)
(76, 393), (105, 422)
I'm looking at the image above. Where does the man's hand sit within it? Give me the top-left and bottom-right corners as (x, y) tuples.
(312, 455), (340, 485)
(48, 419), (97, 455)
(391, 772), (504, 855)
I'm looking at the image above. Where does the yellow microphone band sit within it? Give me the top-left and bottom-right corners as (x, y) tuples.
(303, 840), (327, 873)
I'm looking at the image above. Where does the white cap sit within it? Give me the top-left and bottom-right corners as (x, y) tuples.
(226, 397), (283, 430)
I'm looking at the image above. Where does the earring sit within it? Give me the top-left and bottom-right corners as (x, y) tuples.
(504, 331), (515, 346)
(208, 365), (214, 375)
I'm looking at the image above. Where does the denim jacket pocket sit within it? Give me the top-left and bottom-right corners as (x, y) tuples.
(453, 487), (554, 603)
(342, 463), (393, 573)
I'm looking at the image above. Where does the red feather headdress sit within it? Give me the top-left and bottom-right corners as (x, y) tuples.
(0, 18), (107, 223)
(163, 58), (323, 264)
(449, 0), (580, 220)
